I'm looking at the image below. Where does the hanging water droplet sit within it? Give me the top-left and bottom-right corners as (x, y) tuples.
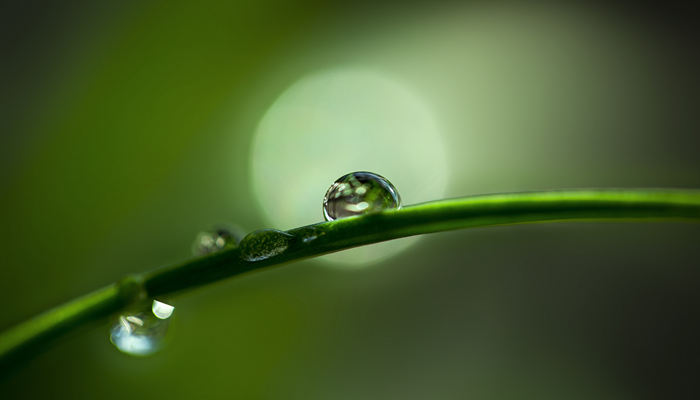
(192, 227), (240, 256)
(239, 229), (293, 262)
(110, 299), (174, 356)
(323, 171), (401, 221)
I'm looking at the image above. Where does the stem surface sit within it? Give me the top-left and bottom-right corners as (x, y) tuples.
(2, 189), (700, 373)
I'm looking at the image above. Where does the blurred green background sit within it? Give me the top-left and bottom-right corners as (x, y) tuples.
(1, 1), (699, 398)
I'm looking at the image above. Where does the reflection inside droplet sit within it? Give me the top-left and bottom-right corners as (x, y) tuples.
(110, 299), (175, 356)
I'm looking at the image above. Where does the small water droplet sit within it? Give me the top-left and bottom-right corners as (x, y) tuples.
(302, 235), (317, 243)
(239, 229), (293, 262)
(323, 171), (401, 221)
(192, 227), (240, 256)
(296, 225), (326, 244)
(110, 299), (174, 356)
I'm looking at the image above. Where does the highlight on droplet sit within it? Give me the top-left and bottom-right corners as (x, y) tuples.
(152, 300), (175, 320)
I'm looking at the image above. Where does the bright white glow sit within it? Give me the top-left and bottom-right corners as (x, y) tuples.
(346, 201), (369, 212)
(110, 313), (167, 356)
(111, 328), (156, 355)
(151, 300), (175, 319)
(125, 315), (144, 326)
(200, 235), (214, 247)
(118, 316), (133, 334)
(251, 68), (448, 267)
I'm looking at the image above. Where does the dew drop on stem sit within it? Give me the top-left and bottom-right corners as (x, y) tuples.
(109, 299), (175, 356)
(239, 229), (294, 262)
(192, 226), (240, 256)
(323, 171), (401, 221)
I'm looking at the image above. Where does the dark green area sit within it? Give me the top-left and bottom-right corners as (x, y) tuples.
(3, 189), (699, 374)
(2, 1), (700, 399)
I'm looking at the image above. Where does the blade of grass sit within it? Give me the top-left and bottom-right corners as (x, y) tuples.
(2, 189), (700, 373)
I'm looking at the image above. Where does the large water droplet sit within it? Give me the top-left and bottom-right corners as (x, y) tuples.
(192, 227), (240, 256)
(110, 299), (174, 356)
(323, 172), (401, 221)
(239, 229), (293, 262)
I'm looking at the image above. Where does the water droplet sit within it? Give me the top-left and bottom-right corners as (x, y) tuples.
(192, 227), (240, 256)
(296, 225), (326, 244)
(302, 235), (317, 244)
(323, 172), (401, 221)
(239, 229), (293, 262)
(110, 299), (175, 356)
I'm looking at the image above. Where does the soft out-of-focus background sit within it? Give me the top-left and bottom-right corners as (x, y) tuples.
(1, 1), (699, 398)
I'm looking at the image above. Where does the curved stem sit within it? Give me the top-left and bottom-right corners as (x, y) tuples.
(2, 189), (700, 372)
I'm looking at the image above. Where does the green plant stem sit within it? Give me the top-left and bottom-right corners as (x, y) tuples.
(2, 189), (700, 372)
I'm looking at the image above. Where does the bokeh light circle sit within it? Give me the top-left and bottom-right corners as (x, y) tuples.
(250, 68), (448, 267)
